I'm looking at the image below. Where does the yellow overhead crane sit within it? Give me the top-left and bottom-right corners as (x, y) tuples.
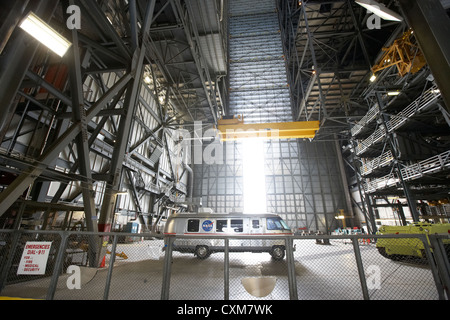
(371, 29), (427, 77)
(216, 115), (320, 141)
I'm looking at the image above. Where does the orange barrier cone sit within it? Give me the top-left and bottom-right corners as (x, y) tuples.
(100, 256), (106, 268)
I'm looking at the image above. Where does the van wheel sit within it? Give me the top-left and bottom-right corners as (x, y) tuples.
(195, 245), (210, 259)
(270, 246), (285, 261)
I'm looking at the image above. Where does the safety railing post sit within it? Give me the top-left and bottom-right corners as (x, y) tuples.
(425, 235), (448, 300)
(352, 237), (369, 300)
(46, 231), (69, 300)
(224, 238), (229, 300)
(161, 236), (174, 300)
(286, 236), (298, 300)
(0, 230), (20, 292)
(103, 234), (118, 300)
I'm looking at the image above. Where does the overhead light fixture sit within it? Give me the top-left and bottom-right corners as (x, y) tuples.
(144, 75), (152, 84)
(370, 74), (377, 82)
(387, 91), (400, 96)
(19, 11), (72, 57)
(355, 0), (403, 22)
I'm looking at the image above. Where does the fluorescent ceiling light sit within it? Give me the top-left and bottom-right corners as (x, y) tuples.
(387, 91), (400, 96)
(19, 11), (71, 57)
(370, 74), (377, 82)
(355, 0), (403, 22)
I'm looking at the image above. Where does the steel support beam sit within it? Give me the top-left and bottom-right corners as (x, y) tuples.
(397, 0), (450, 112)
(334, 136), (354, 219)
(376, 93), (419, 222)
(79, 0), (132, 60)
(174, 0), (219, 125)
(347, 0), (372, 70)
(64, 0), (98, 232)
(97, 0), (156, 232)
(0, 73), (132, 216)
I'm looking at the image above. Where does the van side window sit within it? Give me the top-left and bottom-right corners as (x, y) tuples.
(266, 217), (289, 230)
(230, 219), (243, 233)
(216, 220), (228, 232)
(252, 220), (260, 228)
(187, 219), (199, 232)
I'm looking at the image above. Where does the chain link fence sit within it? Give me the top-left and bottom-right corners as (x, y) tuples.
(293, 236), (443, 300)
(0, 230), (449, 300)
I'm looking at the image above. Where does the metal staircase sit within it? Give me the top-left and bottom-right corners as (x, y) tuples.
(352, 83), (449, 195)
(353, 85), (441, 156)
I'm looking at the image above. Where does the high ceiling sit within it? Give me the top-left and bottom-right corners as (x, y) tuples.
(280, 0), (403, 141)
(0, 0), (449, 232)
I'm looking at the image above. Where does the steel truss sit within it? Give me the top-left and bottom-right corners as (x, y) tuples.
(347, 64), (450, 229)
(278, 0), (401, 141)
(189, 0), (351, 234)
(0, 0), (226, 234)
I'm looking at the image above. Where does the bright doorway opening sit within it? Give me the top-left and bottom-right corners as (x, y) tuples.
(242, 139), (267, 214)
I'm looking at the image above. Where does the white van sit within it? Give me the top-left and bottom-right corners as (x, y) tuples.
(163, 212), (293, 260)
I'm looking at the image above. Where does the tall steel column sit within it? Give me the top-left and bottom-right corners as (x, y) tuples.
(97, 0), (156, 232)
(64, 0), (98, 232)
(397, 0), (450, 112)
(375, 93), (419, 222)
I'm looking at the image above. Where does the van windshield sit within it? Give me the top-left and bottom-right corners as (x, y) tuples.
(266, 217), (290, 231)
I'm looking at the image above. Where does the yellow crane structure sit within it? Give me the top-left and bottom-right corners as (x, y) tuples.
(216, 115), (320, 141)
(371, 29), (427, 77)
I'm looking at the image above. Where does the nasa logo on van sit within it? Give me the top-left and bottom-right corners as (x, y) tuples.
(202, 220), (214, 232)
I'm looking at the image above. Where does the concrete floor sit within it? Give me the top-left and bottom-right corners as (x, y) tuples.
(0, 239), (440, 300)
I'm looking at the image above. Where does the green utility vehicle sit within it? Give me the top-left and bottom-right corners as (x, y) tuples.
(376, 222), (450, 261)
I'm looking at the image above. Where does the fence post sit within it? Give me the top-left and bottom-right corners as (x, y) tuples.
(285, 236), (298, 300)
(352, 237), (369, 300)
(0, 230), (20, 292)
(424, 235), (448, 300)
(161, 236), (174, 300)
(46, 231), (69, 300)
(224, 238), (229, 300)
(103, 234), (118, 300)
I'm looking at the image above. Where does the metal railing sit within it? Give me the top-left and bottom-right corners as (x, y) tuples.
(401, 150), (450, 181)
(386, 85), (441, 133)
(355, 126), (386, 155)
(351, 103), (380, 137)
(363, 172), (398, 193)
(0, 229), (448, 300)
(361, 150), (394, 176)
(363, 150), (450, 193)
(354, 85), (441, 155)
